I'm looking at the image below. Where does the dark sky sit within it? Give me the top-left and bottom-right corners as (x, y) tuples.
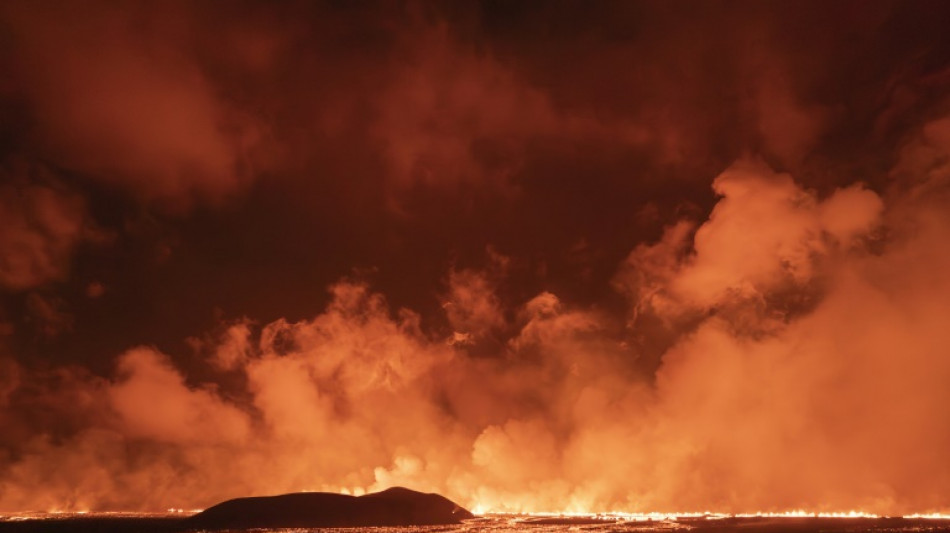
(2, 0), (950, 515)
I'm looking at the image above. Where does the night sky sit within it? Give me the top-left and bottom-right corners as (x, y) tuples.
(2, 0), (950, 515)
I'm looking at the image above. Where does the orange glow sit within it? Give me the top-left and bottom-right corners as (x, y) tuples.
(2, 0), (950, 518)
(471, 510), (950, 521)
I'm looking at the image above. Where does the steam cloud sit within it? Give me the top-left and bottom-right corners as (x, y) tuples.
(2, 0), (950, 516)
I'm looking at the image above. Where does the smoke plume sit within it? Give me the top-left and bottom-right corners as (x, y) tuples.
(2, 0), (950, 516)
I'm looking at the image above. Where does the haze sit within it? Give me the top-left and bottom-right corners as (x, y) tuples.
(1, 0), (950, 516)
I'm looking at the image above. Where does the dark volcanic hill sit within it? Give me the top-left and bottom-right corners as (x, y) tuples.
(184, 486), (474, 529)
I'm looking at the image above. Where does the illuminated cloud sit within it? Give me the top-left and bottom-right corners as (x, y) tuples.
(1, 0), (950, 518)
(109, 347), (250, 445)
(0, 174), (92, 291)
(618, 158), (883, 324)
(2, 1), (260, 210)
(443, 268), (505, 340)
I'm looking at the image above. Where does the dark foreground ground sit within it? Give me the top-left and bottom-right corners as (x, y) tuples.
(2, 515), (950, 533)
(0, 486), (473, 532)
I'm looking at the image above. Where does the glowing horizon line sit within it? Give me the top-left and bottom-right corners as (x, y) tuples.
(4, 509), (950, 522)
(473, 510), (950, 521)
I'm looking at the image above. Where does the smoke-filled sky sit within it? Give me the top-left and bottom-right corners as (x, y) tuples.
(2, 0), (950, 516)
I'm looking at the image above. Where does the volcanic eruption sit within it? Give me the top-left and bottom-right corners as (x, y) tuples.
(1, 0), (950, 520)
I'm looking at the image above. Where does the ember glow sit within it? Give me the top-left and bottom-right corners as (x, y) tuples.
(2, 0), (950, 518)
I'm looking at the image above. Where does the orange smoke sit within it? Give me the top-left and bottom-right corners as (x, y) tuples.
(1, 0), (950, 518)
(4, 138), (950, 513)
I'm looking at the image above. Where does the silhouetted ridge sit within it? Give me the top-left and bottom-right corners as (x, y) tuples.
(184, 486), (474, 529)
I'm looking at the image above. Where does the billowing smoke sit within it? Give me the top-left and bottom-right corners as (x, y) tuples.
(2, 0), (950, 517)
(1, 2), (260, 210)
(0, 164), (98, 291)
